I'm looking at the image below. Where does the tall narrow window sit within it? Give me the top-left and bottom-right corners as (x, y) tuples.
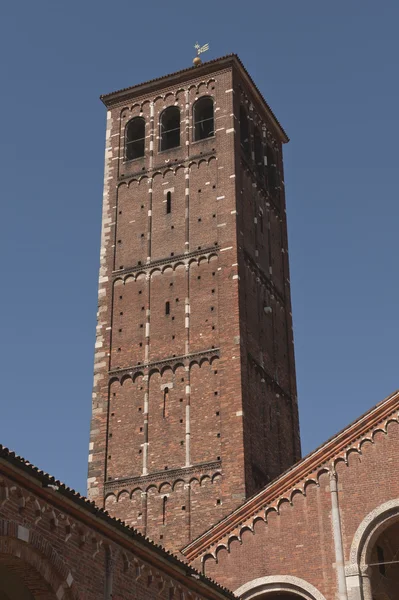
(254, 127), (263, 169)
(266, 146), (278, 191)
(240, 106), (250, 157)
(160, 107), (180, 151)
(162, 496), (167, 525)
(125, 117), (145, 160)
(260, 212), (264, 233)
(165, 301), (170, 315)
(166, 191), (172, 214)
(163, 387), (169, 419)
(193, 96), (214, 141)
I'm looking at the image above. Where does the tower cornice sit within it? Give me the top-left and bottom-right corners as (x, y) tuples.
(100, 54), (289, 143)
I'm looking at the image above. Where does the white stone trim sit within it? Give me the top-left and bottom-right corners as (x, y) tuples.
(345, 498), (399, 600)
(235, 575), (327, 600)
(347, 498), (399, 569)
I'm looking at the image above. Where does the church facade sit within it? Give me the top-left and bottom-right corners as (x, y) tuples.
(0, 55), (397, 600)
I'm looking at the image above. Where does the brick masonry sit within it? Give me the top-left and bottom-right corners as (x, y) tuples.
(183, 391), (399, 600)
(0, 447), (234, 600)
(87, 56), (301, 553)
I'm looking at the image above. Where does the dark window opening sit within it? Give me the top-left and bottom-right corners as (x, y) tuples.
(260, 213), (264, 233)
(165, 301), (170, 315)
(125, 117), (145, 161)
(162, 496), (167, 525)
(160, 107), (180, 151)
(267, 146), (278, 191)
(240, 106), (250, 156)
(377, 546), (386, 576)
(193, 96), (214, 141)
(166, 191), (172, 214)
(163, 387), (169, 419)
(254, 128), (263, 170)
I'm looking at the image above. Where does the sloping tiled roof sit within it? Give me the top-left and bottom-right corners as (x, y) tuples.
(0, 444), (235, 599)
(181, 389), (399, 560)
(100, 54), (289, 143)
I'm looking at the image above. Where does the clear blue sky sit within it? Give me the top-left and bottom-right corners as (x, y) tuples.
(1, 1), (398, 495)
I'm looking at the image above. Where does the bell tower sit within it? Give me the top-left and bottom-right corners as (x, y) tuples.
(88, 55), (301, 552)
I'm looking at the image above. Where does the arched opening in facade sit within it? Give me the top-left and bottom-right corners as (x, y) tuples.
(0, 555), (55, 600)
(235, 576), (326, 600)
(125, 117), (145, 160)
(159, 107), (180, 151)
(347, 499), (399, 600)
(250, 594), (306, 599)
(368, 518), (399, 599)
(193, 96), (214, 140)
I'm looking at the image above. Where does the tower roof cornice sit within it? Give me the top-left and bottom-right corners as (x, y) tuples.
(100, 54), (289, 143)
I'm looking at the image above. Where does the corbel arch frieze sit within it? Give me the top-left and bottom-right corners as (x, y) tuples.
(198, 414), (399, 563)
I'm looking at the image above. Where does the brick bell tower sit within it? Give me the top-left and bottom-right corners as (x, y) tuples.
(88, 54), (301, 552)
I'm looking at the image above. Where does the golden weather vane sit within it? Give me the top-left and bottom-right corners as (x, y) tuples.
(193, 42), (210, 66)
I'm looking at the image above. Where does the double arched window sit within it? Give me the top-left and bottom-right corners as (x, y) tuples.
(159, 107), (181, 151)
(193, 96), (214, 141)
(125, 117), (145, 161)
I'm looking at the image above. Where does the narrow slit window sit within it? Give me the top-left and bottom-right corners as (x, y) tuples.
(166, 191), (172, 214)
(193, 96), (214, 141)
(162, 496), (167, 525)
(165, 301), (170, 315)
(160, 107), (180, 151)
(125, 117), (145, 160)
(163, 387), (169, 419)
(240, 106), (250, 157)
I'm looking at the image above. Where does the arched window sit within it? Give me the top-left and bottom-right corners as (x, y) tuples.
(369, 519), (399, 598)
(240, 106), (250, 157)
(159, 107), (180, 151)
(193, 96), (214, 141)
(125, 117), (145, 160)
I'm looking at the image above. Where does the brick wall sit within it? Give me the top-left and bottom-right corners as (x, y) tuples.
(0, 458), (233, 600)
(188, 403), (399, 600)
(88, 57), (300, 553)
